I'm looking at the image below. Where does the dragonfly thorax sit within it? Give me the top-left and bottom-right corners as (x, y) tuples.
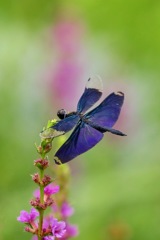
(78, 113), (84, 119)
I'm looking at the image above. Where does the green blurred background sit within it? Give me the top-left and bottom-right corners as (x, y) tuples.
(1, 1), (160, 239)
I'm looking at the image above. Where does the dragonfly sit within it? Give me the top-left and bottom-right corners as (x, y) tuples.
(51, 75), (126, 164)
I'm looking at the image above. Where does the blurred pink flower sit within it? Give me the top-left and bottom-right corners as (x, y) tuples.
(52, 59), (82, 110)
(17, 208), (39, 224)
(54, 18), (83, 55)
(48, 14), (85, 110)
(34, 183), (59, 199)
(52, 219), (66, 238)
(32, 217), (66, 240)
(61, 202), (74, 218)
(61, 223), (79, 239)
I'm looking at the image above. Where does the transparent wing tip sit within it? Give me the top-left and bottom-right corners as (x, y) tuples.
(86, 75), (103, 92)
(40, 128), (64, 139)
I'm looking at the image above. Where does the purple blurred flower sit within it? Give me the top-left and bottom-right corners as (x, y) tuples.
(32, 217), (66, 240)
(34, 184), (59, 198)
(33, 189), (40, 198)
(61, 202), (74, 218)
(47, 15), (85, 110)
(61, 223), (79, 239)
(66, 224), (79, 238)
(45, 184), (59, 196)
(51, 219), (66, 238)
(17, 208), (39, 224)
(43, 217), (66, 238)
(42, 216), (55, 229)
(53, 17), (83, 55)
(52, 60), (82, 110)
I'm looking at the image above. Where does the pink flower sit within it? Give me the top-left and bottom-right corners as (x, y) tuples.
(61, 202), (74, 218)
(34, 184), (59, 198)
(53, 18), (83, 55)
(42, 216), (55, 229)
(17, 208), (39, 224)
(32, 217), (66, 240)
(61, 223), (79, 239)
(44, 184), (59, 196)
(43, 217), (66, 238)
(47, 16), (85, 110)
(66, 224), (79, 238)
(51, 219), (66, 238)
(33, 189), (40, 198)
(52, 60), (82, 110)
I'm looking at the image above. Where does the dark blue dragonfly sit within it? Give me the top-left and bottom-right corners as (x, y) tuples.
(51, 76), (126, 164)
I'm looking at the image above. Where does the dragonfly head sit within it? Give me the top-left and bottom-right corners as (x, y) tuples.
(57, 109), (67, 119)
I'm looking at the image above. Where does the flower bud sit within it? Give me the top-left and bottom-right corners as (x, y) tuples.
(34, 159), (49, 170)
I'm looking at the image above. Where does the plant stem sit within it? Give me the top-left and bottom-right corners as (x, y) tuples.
(38, 209), (44, 240)
(38, 168), (44, 239)
(39, 169), (44, 203)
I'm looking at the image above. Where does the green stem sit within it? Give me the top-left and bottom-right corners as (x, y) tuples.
(38, 235), (41, 240)
(39, 169), (44, 203)
(38, 209), (44, 239)
(38, 168), (44, 239)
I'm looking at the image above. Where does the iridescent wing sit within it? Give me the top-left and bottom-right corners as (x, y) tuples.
(51, 115), (79, 133)
(85, 91), (124, 128)
(77, 75), (103, 114)
(54, 122), (103, 164)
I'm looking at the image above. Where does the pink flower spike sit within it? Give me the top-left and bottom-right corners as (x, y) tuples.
(61, 202), (74, 218)
(17, 208), (39, 224)
(44, 184), (59, 196)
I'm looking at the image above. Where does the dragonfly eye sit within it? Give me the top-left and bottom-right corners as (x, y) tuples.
(57, 109), (67, 119)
